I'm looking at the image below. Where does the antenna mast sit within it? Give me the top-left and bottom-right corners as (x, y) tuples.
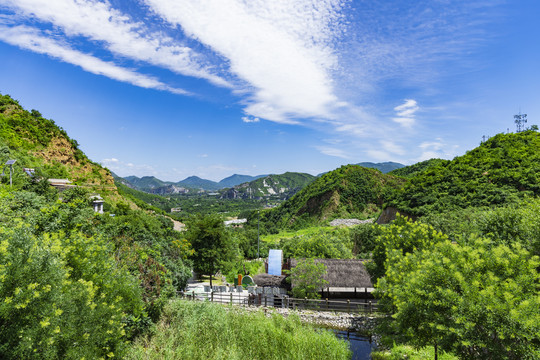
(514, 112), (528, 133)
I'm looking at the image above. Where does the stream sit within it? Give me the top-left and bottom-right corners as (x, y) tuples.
(333, 330), (376, 360)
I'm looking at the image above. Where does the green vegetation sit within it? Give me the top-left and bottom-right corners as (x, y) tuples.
(126, 300), (351, 360)
(356, 161), (405, 173)
(0, 93), (113, 190)
(0, 192), (145, 359)
(186, 214), (239, 288)
(373, 216), (540, 359)
(389, 158), (449, 178)
(372, 345), (458, 360)
(389, 131), (540, 216)
(3, 91), (540, 359)
(223, 172), (315, 199)
(117, 180), (265, 218)
(279, 229), (353, 259)
(256, 165), (404, 232)
(288, 258), (329, 299)
(368, 215), (448, 282)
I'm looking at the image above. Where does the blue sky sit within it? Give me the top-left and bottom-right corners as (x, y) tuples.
(0, 0), (538, 181)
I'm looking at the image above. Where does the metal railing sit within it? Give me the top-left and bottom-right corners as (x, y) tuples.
(180, 291), (379, 314)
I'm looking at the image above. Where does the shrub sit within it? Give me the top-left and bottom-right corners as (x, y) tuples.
(0, 225), (143, 359)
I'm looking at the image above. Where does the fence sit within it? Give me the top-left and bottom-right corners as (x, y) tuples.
(180, 290), (379, 314)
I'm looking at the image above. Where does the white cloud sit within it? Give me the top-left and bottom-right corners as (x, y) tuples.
(417, 138), (459, 161)
(101, 158), (155, 176)
(316, 146), (349, 159)
(0, 25), (188, 94)
(366, 149), (392, 162)
(1, 0), (228, 87)
(392, 99), (419, 127)
(242, 116), (260, 123)
(144, 0), (346, 123)
(380, 140), (406, 156)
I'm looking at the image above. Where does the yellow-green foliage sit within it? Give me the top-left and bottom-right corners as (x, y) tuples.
(126, 300), (351, 360)
(0, 224), (143, 359)
(372, 345), (458, 360)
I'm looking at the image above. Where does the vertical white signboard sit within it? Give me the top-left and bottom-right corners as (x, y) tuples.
(267, 249), (283, 276)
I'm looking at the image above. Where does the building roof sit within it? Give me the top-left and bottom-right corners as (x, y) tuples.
(290, 258), (372, 288)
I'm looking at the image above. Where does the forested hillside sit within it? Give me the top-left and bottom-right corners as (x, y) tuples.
(256, 165), (405, 232)
(388, 131), (540, 216)
(389, 158), (449, 178)
(0, 94), (115, 193)
(0, 93), (197, 358)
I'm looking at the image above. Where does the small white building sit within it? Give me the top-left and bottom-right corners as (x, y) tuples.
(89, 194), (104, 214)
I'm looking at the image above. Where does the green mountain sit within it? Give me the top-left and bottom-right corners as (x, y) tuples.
(257, 165), (405, 230)
(356, 161), (405, 173)
(177, 176), (220, 190)
(218, 174), (266, 188)
(124, 175), (171, 190)
(220, 172), (315, 200)
(388, 131), (540, 216)
(389, 158), (449, 178)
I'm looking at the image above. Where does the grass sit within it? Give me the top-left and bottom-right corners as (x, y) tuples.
(261, 225), (345, 245)
(125, 299), (351, 360)
(371, 344), (458, 360)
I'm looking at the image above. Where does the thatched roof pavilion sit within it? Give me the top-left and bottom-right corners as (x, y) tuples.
(289, 259), (372, 289)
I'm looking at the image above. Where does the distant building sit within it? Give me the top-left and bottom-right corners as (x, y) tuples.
(224, 218), (247, 227)
(47, 178), (76, 191)
(170, 207), (182, 213)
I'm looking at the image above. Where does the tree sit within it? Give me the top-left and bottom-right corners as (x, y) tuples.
(368, 214), (447, 282)
(378, 237), (540, 360)
(186, 214), (237, 288)
(289, 258), (329, 299)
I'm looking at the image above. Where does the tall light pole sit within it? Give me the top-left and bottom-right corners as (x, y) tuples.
(2, 160), (16, 187)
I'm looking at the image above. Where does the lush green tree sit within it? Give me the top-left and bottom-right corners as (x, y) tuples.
(378, 238), (540, 360)
(289, 258), (329, 299)
(368, 215), (448, 282)
(186, 214), (238, 288)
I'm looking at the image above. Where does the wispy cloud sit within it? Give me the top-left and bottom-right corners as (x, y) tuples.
(101, 158), (155, 176)
(392, 99), (419, 127)
(242, 116), (260, 123)
(143, 0), (347, 124)
(316, 146), (349, 159)
(0, 0), (228, 86)
(0, 0), (504, 138)
(0, 25), (188, 94)
(417, 138), (459, 161)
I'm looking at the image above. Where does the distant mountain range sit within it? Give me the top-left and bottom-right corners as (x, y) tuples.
(121, 162), (405, 194)
(120, 173), (268, 193)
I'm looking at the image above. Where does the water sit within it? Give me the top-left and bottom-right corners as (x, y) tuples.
(333, 330), (375, 360)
